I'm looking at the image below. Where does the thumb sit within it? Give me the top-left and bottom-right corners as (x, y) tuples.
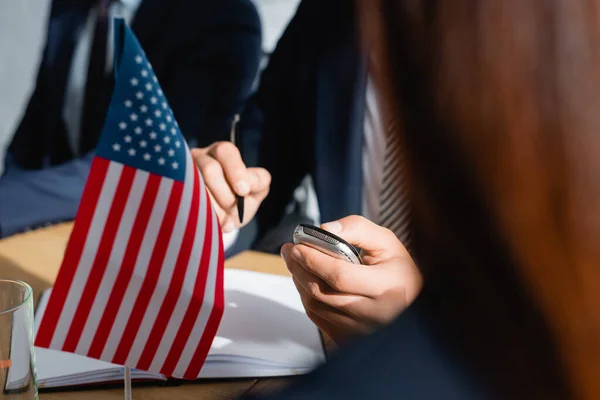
(321, 215), (409, 258)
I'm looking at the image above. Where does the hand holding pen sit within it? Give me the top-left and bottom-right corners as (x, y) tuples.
(191, 115), (272, 233)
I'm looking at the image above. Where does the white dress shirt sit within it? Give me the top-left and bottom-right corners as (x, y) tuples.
(0, 0), (51, 175)
(63, 0), (142, 155)
(362, 77), (387, 223)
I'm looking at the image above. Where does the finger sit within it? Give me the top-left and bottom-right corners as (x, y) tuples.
(206, 188), (237, 232)
(247, 167), (271, 194)
(196, 156), (237, 212)
(293, 278), (367, 337)
(321, 215), (408, 257)
(208, 142), (250, 196)
(285, 254), (369, 314)
(290, 244), (390, 298)
(304, 309), (348, 346)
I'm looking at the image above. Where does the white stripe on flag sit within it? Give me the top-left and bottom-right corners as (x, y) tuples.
(172, 206), (220, 377)
(100, 178), (175, 361)
(124, 152), (195, 366)
(148, 182), (208, 372)
(75, 170), (150, 354)
(50, 162), (124, 350)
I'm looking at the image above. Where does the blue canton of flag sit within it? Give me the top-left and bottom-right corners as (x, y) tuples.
(96, 21), (186, 181)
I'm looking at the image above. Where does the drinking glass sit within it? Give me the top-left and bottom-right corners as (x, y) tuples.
(0, 280), (37, 399)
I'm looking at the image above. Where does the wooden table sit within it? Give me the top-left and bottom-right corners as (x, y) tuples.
(0, 223), (305, 399)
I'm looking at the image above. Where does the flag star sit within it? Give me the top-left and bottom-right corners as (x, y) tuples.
(119, 121), (127, 130)
(159, 123), (167, 131)
(130, 113), (138, 121)
(128, 148), (136, 156)
(141, 69), (148, 77)
(172, 162), (179, 170)
(145, 118), (153, 126)
(154, 110), (162, 118)
(157, 89), (163, 96)
(124, 135), (132, 143)
(145, 83), (152, 91)
(162, 102), (168, 110)
(168, 148), (175, 157)
(175, 140), (181, 148)
(175, 120), (179, 127)
(140, 105), (148, 113)
(152, 75), (158, 83)
(112, 143), (121, 151)
(124, 100), (133, 108)
(135, 55), (143, 64)
(149, 131), (157, 139)
(136, 91), (144, 99)
(130, 78), (138, 86)
(158, 157), (166, 166)
(134, 126), (142, 135)
(140, 140), (147, 148)
(170, 127), (177, 135)
(154, 144), (162, 152)
(150, 96), (158, 104)
(166, 115), (172, 122)
(143, 153), (151, 161)
(163, 136), (171, 144)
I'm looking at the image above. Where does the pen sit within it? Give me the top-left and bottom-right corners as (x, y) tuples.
(230, 114), (244, 224)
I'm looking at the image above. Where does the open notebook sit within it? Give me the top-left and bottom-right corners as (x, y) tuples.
(31, 269), (326, 389)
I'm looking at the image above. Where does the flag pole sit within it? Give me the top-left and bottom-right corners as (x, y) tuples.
(124, 366), (132, 400)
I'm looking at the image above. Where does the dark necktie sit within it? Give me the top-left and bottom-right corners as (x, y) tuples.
(79, 0), (114, 154)
(378, 119), (411, 247)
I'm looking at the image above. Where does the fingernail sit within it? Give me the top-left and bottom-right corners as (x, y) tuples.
(223, 221), (234, 233)
(280, 245), (290, 260)
(235, 180), (250, 196)
(322, 221), (342, 234)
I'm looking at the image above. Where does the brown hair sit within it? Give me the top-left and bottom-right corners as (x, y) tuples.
(361, 1), (600, 398)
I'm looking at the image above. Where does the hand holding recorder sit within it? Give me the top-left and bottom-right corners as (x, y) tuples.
(282, 216), (422, 344)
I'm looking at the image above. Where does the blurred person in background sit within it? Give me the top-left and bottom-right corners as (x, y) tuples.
(0, 0), (51, 175)
(0, 0), (262, 238)
(244, 0), (600, 399)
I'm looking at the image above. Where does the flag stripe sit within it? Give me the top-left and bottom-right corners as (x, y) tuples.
(75, 170), (150, 355)
(147, 181), (208, 373)
(35, 158), (110, 348)
(123, 151), (196, 367)
(111, 180), (185, 365)
(184, 222), (225, 378)
(135, 166), (201, 370)
(50, 162), (124, 350)
(62, 166), (137, 352)
(159, 195), (213, 377)
(172, 199), (220, 378)
(83, 170), (159, 358)
(99, 178), (175, 361)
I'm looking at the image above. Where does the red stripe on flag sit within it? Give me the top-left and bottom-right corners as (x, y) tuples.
(184, 210), (225, 379)
(136, 169), (201, 370)
(111, 181), (185, 365)
(159, 192), (213, 377)
(62, 165), (137, 352)
(87, 174), (162, 359)
(35, 157), (110, 348)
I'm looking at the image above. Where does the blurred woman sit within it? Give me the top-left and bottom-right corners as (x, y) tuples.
(248, 0), (600, 399)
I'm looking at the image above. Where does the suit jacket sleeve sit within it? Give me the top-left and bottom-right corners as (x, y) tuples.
(0, 153), (92, 237)
(242, 0), (320, 241)
(166, 0), (263, 149)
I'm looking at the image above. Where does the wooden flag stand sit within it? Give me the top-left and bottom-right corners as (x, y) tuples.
(124, 366), (132, 400)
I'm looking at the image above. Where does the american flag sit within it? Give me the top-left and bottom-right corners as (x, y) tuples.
(35, 19), (225, 380)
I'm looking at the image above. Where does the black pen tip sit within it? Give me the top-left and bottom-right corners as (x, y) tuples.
(237, 196), (245, 224)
